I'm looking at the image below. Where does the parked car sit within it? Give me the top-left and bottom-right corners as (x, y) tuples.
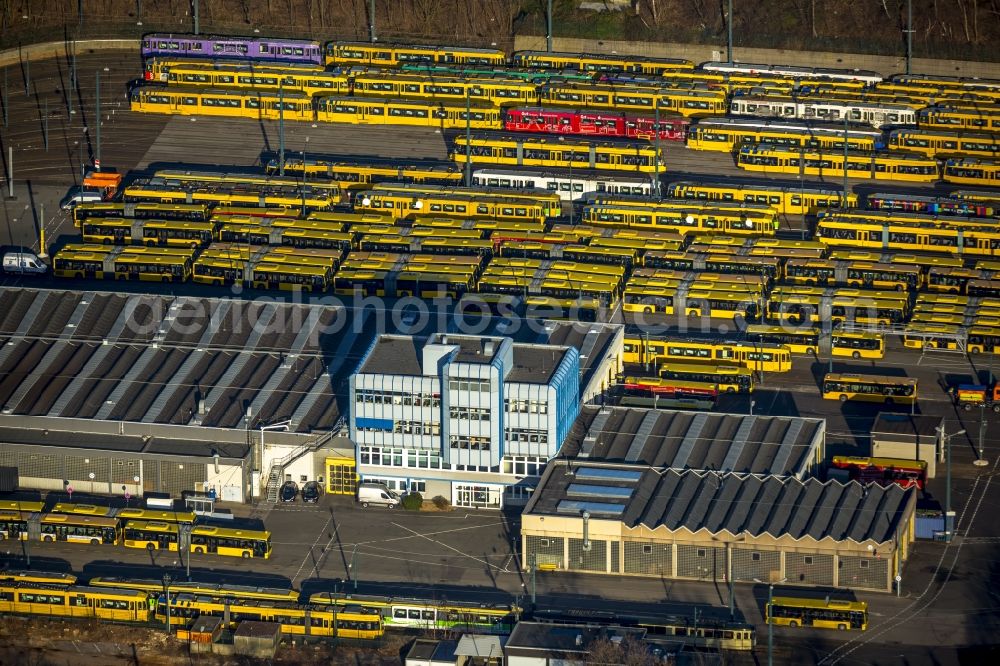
(302, 481), (322, 503)
(279, 480), (299, 502)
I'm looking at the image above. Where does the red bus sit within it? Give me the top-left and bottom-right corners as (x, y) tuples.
(829, 456), (927, 490)
(503, 107), (688, 142)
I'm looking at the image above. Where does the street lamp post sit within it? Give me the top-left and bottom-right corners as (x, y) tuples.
(975, 403), (989, 466)
(755, 577), (787, 666)
(938, 427), (966, 541)
(162, 573), (172, 635)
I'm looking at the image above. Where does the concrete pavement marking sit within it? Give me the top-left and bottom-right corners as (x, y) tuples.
(818, 454), (1000, 664)
(390, 521), (511, 574)
(290, 512), (337, 586)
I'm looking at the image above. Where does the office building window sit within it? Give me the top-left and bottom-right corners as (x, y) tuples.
(501, 455), (547, 476)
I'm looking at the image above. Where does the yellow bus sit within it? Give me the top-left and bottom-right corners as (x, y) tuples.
(767, 596), (868, 631)
(39, 514), (120, 546)
(113, 250), (194, 282)
(832, 331), (885, 359)
(395, 271), (474, 299)
(659, 361), (754, 393)
(116, 508), (196, 523)
(744, 325), (820, 355)
(123, 520), (180, 551)
(523, 295), (602, 322)
(967, 326), (1000, 354)
(49, 502), (114, 516)
(190, 525), (271, 559)
(918, 104), (1000, 132)
(581, 204), (777, 236)
(622, 336), (791, 372)
(250, 262), (331, 292)
(822, 373), (917, 405)
(0, 511), (31, 541)
(902, 322), (962, 350)
(815, 218), (1000, 258)
(74, 201), (210, 226)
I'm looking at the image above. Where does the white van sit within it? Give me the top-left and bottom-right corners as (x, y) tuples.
(2, 251), (48, 275)
(357, 482), (400, 508)
(60, 187), (103, 210)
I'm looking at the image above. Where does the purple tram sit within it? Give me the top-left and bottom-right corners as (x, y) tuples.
(140, 34), (323, 65)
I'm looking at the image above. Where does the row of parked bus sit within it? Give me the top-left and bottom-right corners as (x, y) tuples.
(0, 501), (270, 559)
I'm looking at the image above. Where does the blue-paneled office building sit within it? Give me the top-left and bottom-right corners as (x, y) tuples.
(350, 334), (580, 508)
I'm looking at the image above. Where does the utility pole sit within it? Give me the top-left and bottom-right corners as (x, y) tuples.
(24, 55), (29, 96)
(2, 67), (7, 128)
(193, 0), (200, 35)
(842, 114), (849, 207)
(727, 0), (734, 64)
(654, 102), (661, 198)
(278, 81), (285, 176)
(369, 0), (376, 43)
(546, 0), (554, 52)
(43, 99), (48, 151)
(906, 0), (913, 75)
(38, 203), (46, 259)
(464, 90), (472, 187)
(8, 146), (13, 198)
(95, 71), (101, 170)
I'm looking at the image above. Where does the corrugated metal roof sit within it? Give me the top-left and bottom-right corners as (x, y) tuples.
(528, 461), (914, 545)
(561, 406), (823, 478)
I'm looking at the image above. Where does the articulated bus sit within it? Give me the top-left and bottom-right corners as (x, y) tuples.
(622, 336), (791, 372)
(74, 202), (210, 227)
(666, 181), (855, 216)
(822, 372), (917, 405)
(830, 455), (928, 490)
(82, 219), (217, 248)
(767, 597), (868, 631)
(0, 571), (77, 586)
(658, 361), (754, 393)
(783, 259), (920, 291)
(737, 145), (940, 182)
(745, 325), (885, 358)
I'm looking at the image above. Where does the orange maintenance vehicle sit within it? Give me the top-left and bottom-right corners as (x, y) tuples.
(954, 383), (1000, 412)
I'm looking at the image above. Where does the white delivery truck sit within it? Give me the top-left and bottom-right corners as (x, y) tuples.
(2, 251), (48, 275)
(356, 482), (400, 508)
